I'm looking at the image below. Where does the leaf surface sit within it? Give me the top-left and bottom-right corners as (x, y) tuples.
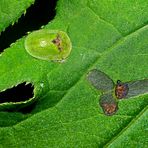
(0, 0), (35, 32)
(0, 0), (148, 147)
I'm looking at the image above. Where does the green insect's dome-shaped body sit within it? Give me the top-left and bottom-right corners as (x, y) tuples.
(25, 29), (72, 61)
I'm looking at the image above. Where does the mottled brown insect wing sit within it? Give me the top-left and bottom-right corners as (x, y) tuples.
(87, 69), (114, 92)
(99, 92), (118, 116)
(125, 79), (148, 98)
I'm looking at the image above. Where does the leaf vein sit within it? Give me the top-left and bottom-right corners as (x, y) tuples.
(86, 5), (123, 36)
(104, 105), (148, 147)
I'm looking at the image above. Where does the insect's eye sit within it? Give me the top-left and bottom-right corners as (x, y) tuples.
(117, 80), (121, 86)
(117, 80), (121, 84)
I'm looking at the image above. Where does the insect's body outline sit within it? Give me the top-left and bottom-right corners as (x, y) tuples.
(25, 29), (72, 62)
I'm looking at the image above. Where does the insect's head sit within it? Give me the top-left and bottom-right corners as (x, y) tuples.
(117, 80), (122, 85)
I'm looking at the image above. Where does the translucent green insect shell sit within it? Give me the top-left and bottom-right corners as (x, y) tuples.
(25, 29), (72, 61)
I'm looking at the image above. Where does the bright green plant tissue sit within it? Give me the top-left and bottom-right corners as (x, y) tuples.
(0, 0), (148, 147)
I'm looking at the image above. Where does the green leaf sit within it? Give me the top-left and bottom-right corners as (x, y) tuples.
(0, 0), (35, 32)
(0, 0), (148, 147)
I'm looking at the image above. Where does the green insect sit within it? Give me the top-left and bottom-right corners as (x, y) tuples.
(25, 29), (72, 61)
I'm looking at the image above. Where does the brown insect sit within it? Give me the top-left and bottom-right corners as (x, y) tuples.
(87, 69), (148, 116)
(115, 80), (129, 99)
